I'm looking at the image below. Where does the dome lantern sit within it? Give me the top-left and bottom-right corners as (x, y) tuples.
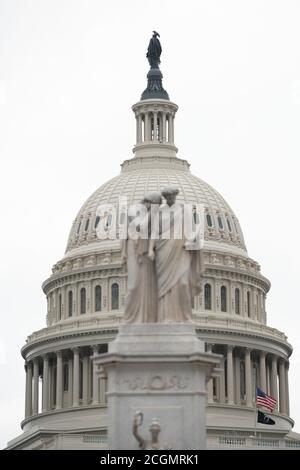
(132, 32), (178, 159)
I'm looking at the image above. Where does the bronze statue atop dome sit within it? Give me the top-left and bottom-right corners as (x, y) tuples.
(146, 31), (162, 69)
(141, 31), (169, 100)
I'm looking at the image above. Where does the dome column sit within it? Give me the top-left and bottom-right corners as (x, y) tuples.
(285, 362), (290, 416)
(270, 355), (278, 411)
(235, 355), (241, 405)
(72, 348), (80, 407)
(92, 346), (99, 405)
(49, 360), (55, 408)
(226, 346), (234, 405)
(266, 360), (271, 394)
(245, 348), (252, 407)
(68, 355), (73, 406)
(33, 358), (39, 415)
(25, 361), (33, 418)
(259, 351), (267, 392)
(136, 114), (142, 143)
(279, 359), (287, 414)
(206, 344), (214, 403)
(82, 354), (89, 406)
(42, 355), (49, 412)
(168, 114), (174, 143)
(56, 351), (63, 409)
(144, 113), (150, 141)
(219, 358), (226, 404)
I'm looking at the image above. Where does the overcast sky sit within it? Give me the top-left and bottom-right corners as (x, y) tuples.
(1, 0), (300, 448)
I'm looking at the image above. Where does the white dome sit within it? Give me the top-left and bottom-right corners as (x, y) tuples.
(66, 156), (246, 254)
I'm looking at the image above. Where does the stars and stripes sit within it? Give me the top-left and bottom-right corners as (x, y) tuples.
(256, 387), (277, 412)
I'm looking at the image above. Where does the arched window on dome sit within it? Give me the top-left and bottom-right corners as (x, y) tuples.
(141, 113), (145, 142)
(192, 207), (200, 231)
(256, 293), (259, 319)
(95, 285), (102, 312)
(80, 288), (86, 314)
(106, 214), (112, 226)
(63, 363), (69, 392)
(235, 288), (240, 315)
(150, 113), (160, 141)
(204, 283), (212, 310)
(247, 291), (251, 318)
(58, 293), (62, 320)
(119, 211), (126, 225)
(94, 215), (100, 229)
(77, 221), (82, 235)
(206, 213), (213, 228)
(157, 114), (161, 141)
(84, 218), (90, 231)
(217, 215), (224, 230)
(232, 217), (239, 237)
(191, 296), (195, 309)
(150, 115), (154, 141)
(221, 286), (227, 312)
(166, 115), (169, 142)
(227, 217), (232, 232)
(111, 283), (119, 310)
(68, 291), (73, 317)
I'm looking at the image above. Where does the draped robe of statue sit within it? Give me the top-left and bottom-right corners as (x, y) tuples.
(146, 34), (162, 68)
(122, 208), (158, 323)
(152, 203), (204, 323)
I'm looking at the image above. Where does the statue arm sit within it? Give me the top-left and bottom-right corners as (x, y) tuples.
(148, 208), (160, 259)
(148, 237), (156, 260)
(133, 412), (146, 449)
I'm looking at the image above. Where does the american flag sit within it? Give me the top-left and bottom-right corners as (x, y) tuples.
(256, 387), (277, 412)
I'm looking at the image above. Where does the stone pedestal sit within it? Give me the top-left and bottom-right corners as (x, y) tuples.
(93, 324), (221, 450)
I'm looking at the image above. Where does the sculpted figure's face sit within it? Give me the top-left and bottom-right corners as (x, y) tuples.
(151, 428), (160, 441)
(165, 193), (177, 207)
(144, 201), (151, 211)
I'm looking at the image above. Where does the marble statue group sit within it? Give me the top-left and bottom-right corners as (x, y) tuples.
(121, 187), (204, 324)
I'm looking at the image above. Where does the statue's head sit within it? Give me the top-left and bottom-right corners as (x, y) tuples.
(149, 418), (161, 440)
(153, 31), (160, 38)
(142, 192), (162, 210)
(161, 187), (179, 206)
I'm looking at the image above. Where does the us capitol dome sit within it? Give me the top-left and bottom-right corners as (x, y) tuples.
(7, 37), (300, 450)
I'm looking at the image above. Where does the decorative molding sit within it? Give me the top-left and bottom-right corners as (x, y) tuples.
(120, 375), (189, 391)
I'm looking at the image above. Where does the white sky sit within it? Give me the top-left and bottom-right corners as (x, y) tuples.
(1, 0), (300, 448)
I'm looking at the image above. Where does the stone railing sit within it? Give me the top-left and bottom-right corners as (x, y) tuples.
(26, 313), (122, 343)
(25, 311), (288, 346)
(219, 436), (246, 446)
(194, 313), (288, 342)
(212, 436), (300, 449)
(285, 440), (300, 448)
(82, 435), (107, 444)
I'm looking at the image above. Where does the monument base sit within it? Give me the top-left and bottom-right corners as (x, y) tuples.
(93, 323), (221, 450)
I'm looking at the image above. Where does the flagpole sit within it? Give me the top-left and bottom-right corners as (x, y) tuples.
(253, 368), (257, 439)
(254, 399), (257, 438)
